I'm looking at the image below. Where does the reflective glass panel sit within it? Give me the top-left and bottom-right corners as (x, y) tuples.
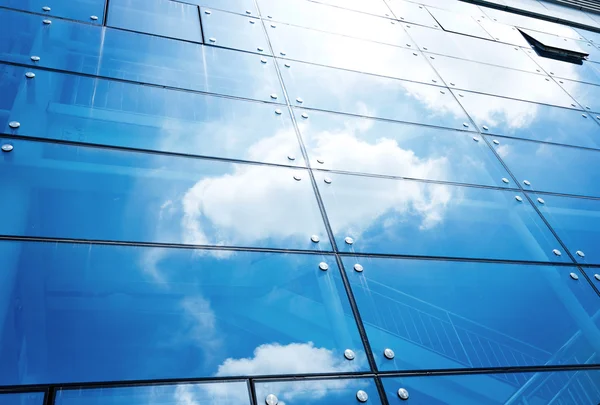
(0, 139), (330, 251)
(528, 53), (600, 86)
(278, 60), (471, 130)
(575, 27), (600, 44)
(428, 55), (578, 108)
(504, 0), (552, 16)
(519, 28), (588, 55)
(0, 65), (303, 166)
(255, 378), (381, 405)
(456, 91), (600, 149)
(0, 241), (365, 384)
(345, 257), (600, 371)
(530, 193), (600, 264)
(315, 172), (566, 261)
(584, 269), (600, 288)
(267, 24), (439, 83)
(311, 0), (391, 17)
(257, 0), (411, 47)
(482, 7), (582, 39)
(183, 0), (257, 15)
(201, 9), (270, 54)
(0, 393), (44, 405)
(540, 1), (600, 27)
(295, 108), (511, 187)
(407, 24), (540, 72)
(478, 19), (533, 47)
(0, 0), (104, 23)
(427, 8), (493, 39)
(412, 0), (485, 15)
(487, 136), (600, 197)
(108, 0), (202, 42)
(381, 370), (600, 404)
(0, 9), (282, 103)
(57, 383), (249, 405)
(385, 0), (440, 28)
(558, 78), (600, 113)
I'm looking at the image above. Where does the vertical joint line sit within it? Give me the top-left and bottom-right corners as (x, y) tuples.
(103, 0), (110, 26)
(248, 379), (259, 405)
(43, 387), (56, 405)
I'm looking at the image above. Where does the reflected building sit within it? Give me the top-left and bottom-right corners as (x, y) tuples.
(0, 0), (599, 404)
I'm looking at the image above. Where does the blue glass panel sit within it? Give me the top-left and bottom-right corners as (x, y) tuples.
(256, 0), (409, 47)
(201, 8), (270, 54)
(540, 1), (600, 27)
(427, 8), (493, 40)
(478, 19), (533, 47)
(0, 65), (303, 166)
(295, 108), (511, 187)
(0, 0), (104, 23)
(519, 28), (589, 55)
(428, 55), (578, 109)
(482, 7), (582, 39)
(344, 257), (600, 371)
(0, 9), (282, 103)
(530, 193), (600, 264)
(406, 24), (540, 72)
(0, 139), (330, 251)
(57, 383), (250, 405)
(315, 172), (567, 261)
(558, 78), (600, 113)
(413, 0), (485, 15)
(575, 27), (600, 45)
(0, 393), (44, 405)
(583, 268), (600, 288)
(108, 0), (202, 42)
(256, 378), (381, 405)
(182, 0), (257, 16)
(382, 370), (600, 404)
(267, 24), (439, 83)
(385, 0), (440, 28)
(278, 60), (472, 130)
(456, 91), (600, 149)
(487, 136), (600, 197)
(312, 0), (391, 17)
(0, 241), (366, 384)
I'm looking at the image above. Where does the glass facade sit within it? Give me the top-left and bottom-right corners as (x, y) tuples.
(0, 0), (599, 403)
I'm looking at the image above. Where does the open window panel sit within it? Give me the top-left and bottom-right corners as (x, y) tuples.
(518, 27), (590, 62)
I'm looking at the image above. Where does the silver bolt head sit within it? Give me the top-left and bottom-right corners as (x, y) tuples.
(482, 125), (489, 130)
(8, 121), (20, 129)
(271, 24), (276, 28)
(354, 263), (364, 272)
(319, 262), (329, 271)
(287, 155), (295, 161)
(515, 196), (523, 202)
(344, 349), (355, 360)
(246, 10), (252, 14)
(90, 15), (98, 20)
(257, 47), (264, 52)
(31, 56), (40, 62)
(265, 394), (278, 405)
(301, 113), (309, 119)
(324, 177), (332, 184)
(275, 109), (282, 115)
(311, 235), (320, 243)
(296, 97), (303, 103)
(576, 250), (585, 257)
(397, 388), (409, 400)
(472, 137), (480, 142)
(523, 180), (531, 186)
(280, 51), (286, 56)
(493, 139), (500, 145)
(293, 175), (301, 181)
(204, 9), (211, 14)
(316, 159), (324, 164)
(537, 197), (545, 204)
(209, 37), (216, 42)
(582, 114), (588, 118)
(462, 122), (469, 128)
(284, 63), (291, 68)
(570, 272), (579, 280)
(552, 249), (561, 256)
(383, 348), (395, 359)
(249, 20), (255, 23)
(502, 178), (509, 184)
(270, 94), (278, 99)
(42, 19), (51, 24)
(345, 236), (354, 245)
(1, 144), (14, 152)
(356, 390), (368, 403)
(42, 6), (51, 11)
(261, 58), (267, 63)
(594, 274), (600, 281)
(25, 72), (35, 78)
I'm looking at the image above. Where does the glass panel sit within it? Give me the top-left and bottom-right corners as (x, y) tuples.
(345, 257), (600, 371)
(583, 268), (600, 287)
(427, 8), (493, 39)
(267, 24), (439, 83)
(311, 0), (392, 17)
(478, 19), (533, 47)
(575, 27), (600, 44)
(0, 0), (104, 23)
(0, 393), (44, 405)
(487, 136), (600, 197)
(482, 7), (582, 39)
(558, 78), (600, 113)
(0, 9), (283, 103)
(519, 28), (588, 55)
(315, 172), (567, 261)
(540, 2), (600, 27)
(381, 370), (600, 404)
(201, 8), (270, 54)
(528, 52), (600, 86)
(255, 378), (381, 405)
(428, 55), (578, 108)
(295, 108), (511, 187)
(183, 0), (257, 15)
(530, 193), (600, 264)
(278, 60), (472, 130)
(411, 0), (485, 15)
(107, 0), (202, 42)
(0, 65), (303, 166)
(0, 241), (366, 384)
(257, 0), (412, 47)
(57, 383), (250, 405)
(385, 0), (440, 28)
(407, 24), (540, 72)
(457, 90), (600, 149)
(505, 0), (553, 15)
(0, 138), (330, 251)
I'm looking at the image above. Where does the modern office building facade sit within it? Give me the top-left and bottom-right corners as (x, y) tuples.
(1, 0), (600, 403)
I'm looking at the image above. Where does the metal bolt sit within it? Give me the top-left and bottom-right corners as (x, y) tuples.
(432, 79), (437, 83)
(270, 94), (278, 99)
(90, 15), (98, 20)
(1, 144), (14, 152)
(261, 58), (267, 63)
(430, 56), (435, 59)
(345, 237), (354, 245)
(472, 137), (479, 142)
(586, 106), (591, 110)
(293, 175), (301, 181)
(354, 264), (363, 272)
(384, 348), (395, 359)
(249, 20), (255, 24)
(482, 125), (489, 130)
(582, 114), (588, 118)
(8, 121), (20, 129)
(356, 391), (368, 403)
(311, 235), (320, 243)
(397, 388), (409, 400)
(502, 178), (509, 184)
(25, 72), (35, 78)
(246, 10), (252, 14)
(595, 274), (600, 281)
(317, 158), (324, 164)
(42, 19), (51, 24)
(257, 47), (264, 52)
(280, 51), (286, 56)
(204, 10), (211, 14)
(296, 97), (303, 103)
(209, 37), (216, 42)
(324, 177), (332, 184)
(571, 103), (577, 107)
(265, 394), (278, 405)
(553, 249), (561, 256)
(545, 78), (550, 81)
(301, 113), (308, 119)
(284, 63), (291, 68)
(524, 180), (531, 186)
(271, 24), (276, 28)
(493, 139), (500, 145)
(450, 82), (455, 86)
(42, 6), (51, 11)
(319, 262), (329, 271)
(458, 94), (463, 97)
(440, 90), (445, 94)
(537, 197), (545, 204)
(463, 123), (469, 128)
(515, 196), (523, 202)
(570, 272), (579, 280)
(287, 155), (295, 161)
(412, 52), (418, 56)
(275, 109), (282, 115)
(31, 56), (40, 62)
(344, 349), (355, 360)
(576, 250), (585, 257)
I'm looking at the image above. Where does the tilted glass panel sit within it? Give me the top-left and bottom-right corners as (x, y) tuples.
(528, 53), (600, 86)
(107, 0), (202, 42)
(182, 0), (257, 15)
(478, 19), (533, 47)
(575, 27), (600, 44)
(0, 242), (364, 384)
(428, 55), (578, 108)
(0, 0), (104, 23)
(558, 78), (600, 113)
(482, 7), (582, 39)
(0, 65), (303, 166)
(427, 7), (493, 40)
(0, 393), (44, 405)
(518, 28), (588, 55)
(530, 193), (600, 264)
(257, 0), (413, 47)
(381, 370), (600, 404)
(385, 0), (440, 28)
(315, 172), (567, 261)
(345, 257), (600, 371)
(0, 139), (330, 251)
(407, 24), (540, 72)
(0, 9), (282, 103)
(267, 24), (440, 83)
(311, 0), (392, 17)
(56, 383), (250, 405)
(201, 8), (270, 54)
(487, 136), (600, 198)
(294, 108), (511, 187)
(256, 378), (381, 405)
(277, 60), (472, 130)
(456, 91), (600, 149)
